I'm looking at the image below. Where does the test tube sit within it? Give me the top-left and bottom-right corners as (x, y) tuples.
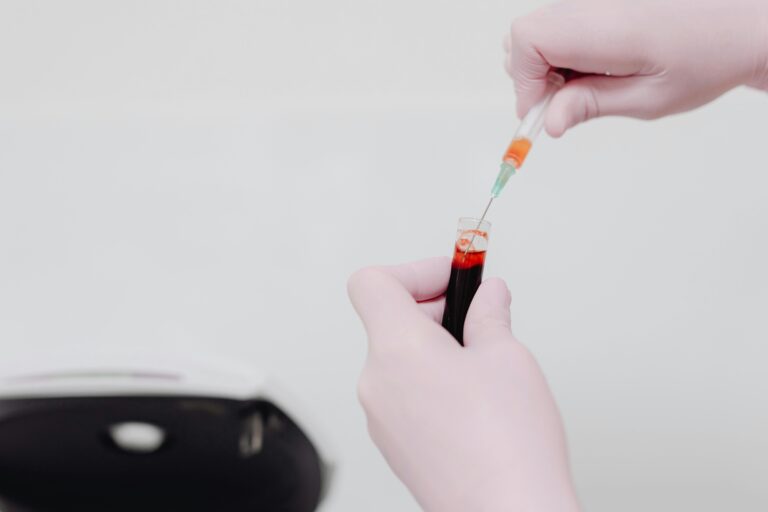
(441, 217), (491, 345)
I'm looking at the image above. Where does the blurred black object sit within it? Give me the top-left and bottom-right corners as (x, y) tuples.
(0, 396), (324, 512)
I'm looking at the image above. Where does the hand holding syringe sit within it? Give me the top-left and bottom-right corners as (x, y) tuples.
(467, 71), (567, 246)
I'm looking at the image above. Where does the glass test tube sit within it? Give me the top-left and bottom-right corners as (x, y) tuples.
(441, 217), (491, 345)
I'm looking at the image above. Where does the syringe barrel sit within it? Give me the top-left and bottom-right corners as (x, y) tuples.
(495, 70), (566, 195)
(513, 71), (565, 143)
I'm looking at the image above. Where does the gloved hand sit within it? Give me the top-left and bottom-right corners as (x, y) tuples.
(348, 257), (580, 512)
(505, 0), (768, 136)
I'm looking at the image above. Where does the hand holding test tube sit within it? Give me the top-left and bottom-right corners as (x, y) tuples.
(348, 258), (581, 512)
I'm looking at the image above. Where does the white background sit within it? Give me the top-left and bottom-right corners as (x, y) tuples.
(1, 1), (767, 510)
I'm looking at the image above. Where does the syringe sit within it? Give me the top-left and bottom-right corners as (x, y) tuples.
(465, 71), (566, 253)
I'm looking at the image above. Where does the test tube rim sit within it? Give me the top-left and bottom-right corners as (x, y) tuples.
(457, 216), (492, 233)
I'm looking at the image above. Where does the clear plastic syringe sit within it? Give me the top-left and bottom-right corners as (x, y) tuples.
(466, 71), (566, 250)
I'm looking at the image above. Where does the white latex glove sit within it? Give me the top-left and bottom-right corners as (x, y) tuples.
(505, 0), (768, 136)
(348, 257), (580, 512)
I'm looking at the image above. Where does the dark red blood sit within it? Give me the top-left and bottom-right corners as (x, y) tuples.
(441, 244), (486, 345)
